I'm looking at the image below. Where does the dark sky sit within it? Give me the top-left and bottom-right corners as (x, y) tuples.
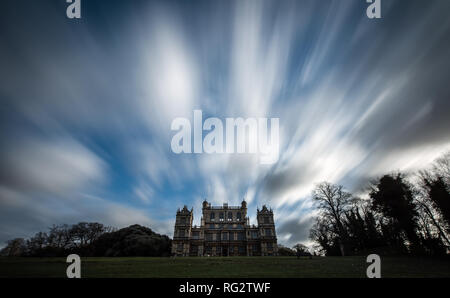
(1, 0), (450, 247)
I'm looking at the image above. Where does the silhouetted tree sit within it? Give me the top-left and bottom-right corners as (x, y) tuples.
(422, 177), (450, 230)
(363, 208), (387, 249)
(90, 224), (171, 257)
(309, 152), (450, 256)
(312, 182), (352, 256)
(27, 232), (51, 256)
(277, 245), (296, 256)
(369, 174), (422, 254)
(415, 200), (448, 256)
(413, 153), (450, 254)
(69, 222), (113, 249)
(293, 243), (310, 258)
(431, 151), (450, 183)
(47, 224), (74, 251)
(343, 207), (367, 254)
(2, 222), (115, 257)
(0, 238), (27, 256)
(310, 217), (341, 256)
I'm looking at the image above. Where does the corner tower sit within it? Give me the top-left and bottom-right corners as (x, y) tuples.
(257, 205), (278, 256)
(172, 205), (193, 256)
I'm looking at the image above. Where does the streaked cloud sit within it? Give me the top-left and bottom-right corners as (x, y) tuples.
(0, 0), (449, 247)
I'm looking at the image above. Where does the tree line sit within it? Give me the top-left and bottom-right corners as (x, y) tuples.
(0, 223), (171, 257)
(309, 152), (450, 256)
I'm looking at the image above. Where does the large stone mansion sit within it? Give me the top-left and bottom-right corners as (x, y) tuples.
(172, 200), (278, 256)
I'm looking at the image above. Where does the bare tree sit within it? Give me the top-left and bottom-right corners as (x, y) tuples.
(27, 232), (48, 253)
(0, 238), (27, 256)
(415, 152), (450, 250)
(48, 224), (73, 249)
(312, 182), (352, 256)
(432, 151), (450, 184)
(310, 216), (335, 255)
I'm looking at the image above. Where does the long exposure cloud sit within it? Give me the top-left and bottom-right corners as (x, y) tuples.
(0, 0), (450, 247)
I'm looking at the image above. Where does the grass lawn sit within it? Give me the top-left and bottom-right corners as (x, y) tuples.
(0, 256), (449, 278)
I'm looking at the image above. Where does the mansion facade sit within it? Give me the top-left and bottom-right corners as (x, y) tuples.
(172, 200), (278, 256)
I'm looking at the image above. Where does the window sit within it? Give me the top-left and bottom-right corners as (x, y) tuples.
(239, 246), (246, 254)
(179, 230), (185, 237)
(237, 232), (245, 240)
(222, 233), (228, 241)
(228, 212), (233, 221)
(264, 217), (269, 224)
(209, 224), (214, 229)
(206, 233), (212, 241)
(180, 217), (186, 224)
(177, 244), (183, 252)
(265, 228), (272, 236)
(210, 212), (215, 221)
(192, 231), (200, 238)
(267, 242), (273, 250)
(251, 231), (258, 239)
(237, 212), (241, 221)
(252, 244), (259, 251)
(219, 212), (224, 222)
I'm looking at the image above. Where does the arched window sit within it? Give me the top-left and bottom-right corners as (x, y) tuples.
(228, 212), (233, 221)
(210, 212), (215, 220)
(236, 212), (241, 221)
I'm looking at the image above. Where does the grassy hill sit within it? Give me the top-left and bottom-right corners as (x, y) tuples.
(0, 256), (449, 278)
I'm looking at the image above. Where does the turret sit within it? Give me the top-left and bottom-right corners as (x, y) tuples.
(172, 205), (193, 256)
(257, 204), (278, 256)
